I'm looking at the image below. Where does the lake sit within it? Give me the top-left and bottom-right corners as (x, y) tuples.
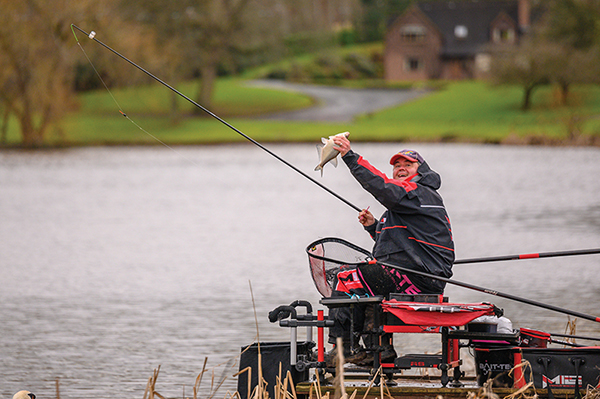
(1, 143), (599, 398)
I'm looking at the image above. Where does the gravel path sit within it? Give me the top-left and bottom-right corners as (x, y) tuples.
(247, 80), (429, 122)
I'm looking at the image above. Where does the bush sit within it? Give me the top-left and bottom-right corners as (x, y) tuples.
(261, 48), (385, 83)
(344, 53), (378, 78)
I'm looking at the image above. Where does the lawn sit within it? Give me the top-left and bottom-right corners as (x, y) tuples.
(3, 77), (600, 146)
(350, 81), (600, 144)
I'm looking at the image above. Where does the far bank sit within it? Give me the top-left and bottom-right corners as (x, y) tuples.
(2, 80), (600, 148)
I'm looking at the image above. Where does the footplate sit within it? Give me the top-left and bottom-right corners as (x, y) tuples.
(394, 353), (442, 369)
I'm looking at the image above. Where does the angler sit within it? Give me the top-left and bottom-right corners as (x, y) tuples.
(324, 136), (454, 366)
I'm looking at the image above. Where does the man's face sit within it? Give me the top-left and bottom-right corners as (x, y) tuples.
(392, 158), (419, 181)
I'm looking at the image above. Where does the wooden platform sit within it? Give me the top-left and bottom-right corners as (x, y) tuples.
(295, 373), (579, 399)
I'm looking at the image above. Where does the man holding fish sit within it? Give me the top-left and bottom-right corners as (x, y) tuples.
(324, 133), (455, 366)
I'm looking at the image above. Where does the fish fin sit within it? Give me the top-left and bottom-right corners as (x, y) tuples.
(321, 137), (329, 145)
(331, 157), (338, 168)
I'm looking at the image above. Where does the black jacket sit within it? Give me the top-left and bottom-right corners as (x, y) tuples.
(342, 150), (454, 283)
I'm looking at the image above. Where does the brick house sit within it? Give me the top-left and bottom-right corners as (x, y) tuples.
(384, 0), (534, 81)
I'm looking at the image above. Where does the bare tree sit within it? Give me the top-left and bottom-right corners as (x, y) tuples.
(488, 0), (600, 110)
(488, 38), (550, 111)
(0, 0), (163, 146)
(127, 0), (285, 114)
(0, 0), (77, 146)
(537, 0), (600, 105)
(538, 43), (600, 105)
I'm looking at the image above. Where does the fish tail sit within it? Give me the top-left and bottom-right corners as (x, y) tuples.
(314, 164), (325, 177)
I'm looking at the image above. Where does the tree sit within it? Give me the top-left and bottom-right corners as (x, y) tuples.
(539, 0), (600, 105)
(537, 43), (600, 105)
(0, 0), (77, 146)
(0, 0), (160, 146)
(488, 39), (550, 111)
(127, 0), (284, 114)
(488, 0), (600, 110)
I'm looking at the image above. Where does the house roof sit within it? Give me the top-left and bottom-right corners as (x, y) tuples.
(415, 0), (522, 57)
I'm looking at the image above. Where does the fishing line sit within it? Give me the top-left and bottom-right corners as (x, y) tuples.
(70, 24), (361, 212)
(71, 25), (203, 167)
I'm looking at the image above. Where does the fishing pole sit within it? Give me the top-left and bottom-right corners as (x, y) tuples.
(549, 338), (585, 347)
(369, 258), (600, 324)
(70, 24), (362, 213)
(455, 247), (600, 265)
(549, 332), (600, 342)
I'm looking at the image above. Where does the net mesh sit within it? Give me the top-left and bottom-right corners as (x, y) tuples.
(306, 237), (373, 297)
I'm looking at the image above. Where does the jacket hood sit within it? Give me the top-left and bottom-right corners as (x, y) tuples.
(414, 161), (441, 190)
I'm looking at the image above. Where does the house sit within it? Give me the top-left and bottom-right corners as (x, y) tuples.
(384, 0), (534, 81)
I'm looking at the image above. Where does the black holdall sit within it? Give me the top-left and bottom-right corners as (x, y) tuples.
(475, 346), (600, 394)
(516, 347), (600, 398)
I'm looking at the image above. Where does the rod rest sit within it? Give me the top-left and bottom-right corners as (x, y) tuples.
(319, 296), (385, 308)
(269, 301), (334, 328)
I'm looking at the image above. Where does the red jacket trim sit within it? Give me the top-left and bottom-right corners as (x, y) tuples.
(409, 237), (455, 252)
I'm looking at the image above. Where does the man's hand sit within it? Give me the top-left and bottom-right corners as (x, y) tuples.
(332, 133), (351, 156)
(358, 208), (376, 226)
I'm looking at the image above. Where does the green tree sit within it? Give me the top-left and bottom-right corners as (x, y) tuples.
(544, 0), (599, 50)
(357, 0), (413, 42)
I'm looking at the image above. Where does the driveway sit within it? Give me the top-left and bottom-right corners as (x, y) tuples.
(247, 79), (429, 122)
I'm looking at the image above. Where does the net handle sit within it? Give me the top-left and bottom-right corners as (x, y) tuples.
(306, 237), (374, 266)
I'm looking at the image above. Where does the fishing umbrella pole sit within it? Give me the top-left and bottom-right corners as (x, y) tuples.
(70, 24), (361, 213)
(455, 247), (600, 265)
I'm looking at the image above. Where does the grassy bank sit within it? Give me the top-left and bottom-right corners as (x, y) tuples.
(3, 78), (600, 147)
(352, 81), (600, 145)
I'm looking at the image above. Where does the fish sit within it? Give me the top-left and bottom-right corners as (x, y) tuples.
(314, 131), (349, 176)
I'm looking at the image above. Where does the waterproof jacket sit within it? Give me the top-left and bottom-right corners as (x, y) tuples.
(342, 150), (454, 281)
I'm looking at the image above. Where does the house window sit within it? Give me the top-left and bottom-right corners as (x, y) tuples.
(492, 27), (515, 43)
(400, 25), (426, 42)
(405, 58), (422, 72)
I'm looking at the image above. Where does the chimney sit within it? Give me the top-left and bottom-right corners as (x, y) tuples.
(518, 0), (531, 33)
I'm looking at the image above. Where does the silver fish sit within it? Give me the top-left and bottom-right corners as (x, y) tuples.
(314, 131), (349, 176)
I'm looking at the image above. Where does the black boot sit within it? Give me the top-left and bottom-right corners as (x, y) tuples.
(325, 337), (366, 367)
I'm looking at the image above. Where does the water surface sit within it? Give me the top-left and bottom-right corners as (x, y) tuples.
(1, 143), (599, 398)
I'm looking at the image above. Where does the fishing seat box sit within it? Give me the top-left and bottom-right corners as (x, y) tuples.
(237, 341), (311, 399)
(474, 346), (600, 390)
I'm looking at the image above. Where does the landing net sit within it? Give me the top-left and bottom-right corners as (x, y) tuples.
(306, 237), (373, 297)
